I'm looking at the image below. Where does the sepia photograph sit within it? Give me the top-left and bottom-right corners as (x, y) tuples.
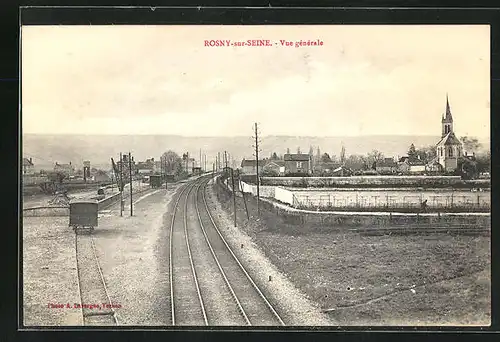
(21, 24), (491, 327)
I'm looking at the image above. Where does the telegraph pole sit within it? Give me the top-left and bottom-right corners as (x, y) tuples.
(230, 167), (237, 227)
(164, 156), (168, 189)
(129, 152), (133, 216)
(254, 122), (261, 216)
(224, 151), (228, 170)
(160, 156), (164, 181)
(119, 153), (123, 217)
(218, 152), (221, 171)
(238, 171), (250, 220)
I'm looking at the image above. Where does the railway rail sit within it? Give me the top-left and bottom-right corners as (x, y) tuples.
(169, 181), (208, 325)
(75, 230), (119, 326)
(197, 177), (285, 326)
(168, 175), (285, 326)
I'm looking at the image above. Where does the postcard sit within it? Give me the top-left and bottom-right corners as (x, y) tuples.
(21, 24), (490, 327)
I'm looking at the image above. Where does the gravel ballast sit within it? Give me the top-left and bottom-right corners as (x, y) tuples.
(205, 180), (335, 326)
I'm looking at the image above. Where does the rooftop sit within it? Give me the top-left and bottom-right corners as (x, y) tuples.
(436, 132), (462, 146)
(241, 159), (266, 167)
(284, 154), (310, 161)
(264, 160), (285, 167)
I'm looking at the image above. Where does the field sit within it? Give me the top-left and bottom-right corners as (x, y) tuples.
(213, 179), (491, 325)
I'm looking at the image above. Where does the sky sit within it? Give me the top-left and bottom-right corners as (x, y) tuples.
(21, 25), (490, 138)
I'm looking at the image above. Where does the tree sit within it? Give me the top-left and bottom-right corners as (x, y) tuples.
(271, 152), (278, 160)
(162, 150), (184, 176)
(415, 145), (437, 163)
(47, 171), (66, 184)
(408, 143), (417, 161)
(459, 157), (478, 179)
(367, 150), (384, 166)
(460, 136), (482, 154)
(345, 154), (367, 170)
(308, 145), (314, 156)
(475, 150), (491, 173)
(320, 153), (332, 163)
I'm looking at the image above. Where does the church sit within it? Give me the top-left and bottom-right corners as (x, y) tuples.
(435, 95), (463, 172)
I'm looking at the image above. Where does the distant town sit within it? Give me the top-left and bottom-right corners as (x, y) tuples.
(22, 96), (490, 197)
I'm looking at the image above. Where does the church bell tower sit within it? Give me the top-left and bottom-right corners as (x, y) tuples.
(442, 93), (454, 137)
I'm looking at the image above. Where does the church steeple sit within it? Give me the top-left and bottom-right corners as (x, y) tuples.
(442, 93), (454, 137)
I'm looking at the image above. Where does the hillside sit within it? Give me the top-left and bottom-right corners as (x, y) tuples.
(22, 134), (489, 170)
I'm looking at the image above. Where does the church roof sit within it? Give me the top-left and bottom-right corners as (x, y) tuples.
(436, 132), (461, 146)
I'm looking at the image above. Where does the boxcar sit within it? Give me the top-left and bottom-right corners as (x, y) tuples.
(150, 175), (162, 188)
(69, 200), (98, 230)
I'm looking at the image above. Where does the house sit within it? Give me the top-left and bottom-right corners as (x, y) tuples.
(54, 162), (75, 176)
(314, 162), (342, 175)
(136, 158), (155, 175)
(375, 158), (398, 174)
(283, 153), (312, 175)
(240, 159), (265, 174)
(398, 157), (426, 174)
(153, 160), (163, 174)
(344, 159), (366, 171)
(463, 152), (476, 162)
(192, 166), (202, 176)
(262, 160), (285, 176)
(435, 95), (463, 172)
(22, 157), (35, 175)
(117, 154), (136, 174)
(425, 159), (443, 173)
(93, 170), (111, 182)
(182, 157), (196, 174)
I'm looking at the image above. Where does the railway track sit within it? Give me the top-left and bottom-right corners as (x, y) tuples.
(75, 230), (119, 326)
(196, 178), (285, 326)
(169, 181), (207, 325)
(168, 176), (285, 326)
